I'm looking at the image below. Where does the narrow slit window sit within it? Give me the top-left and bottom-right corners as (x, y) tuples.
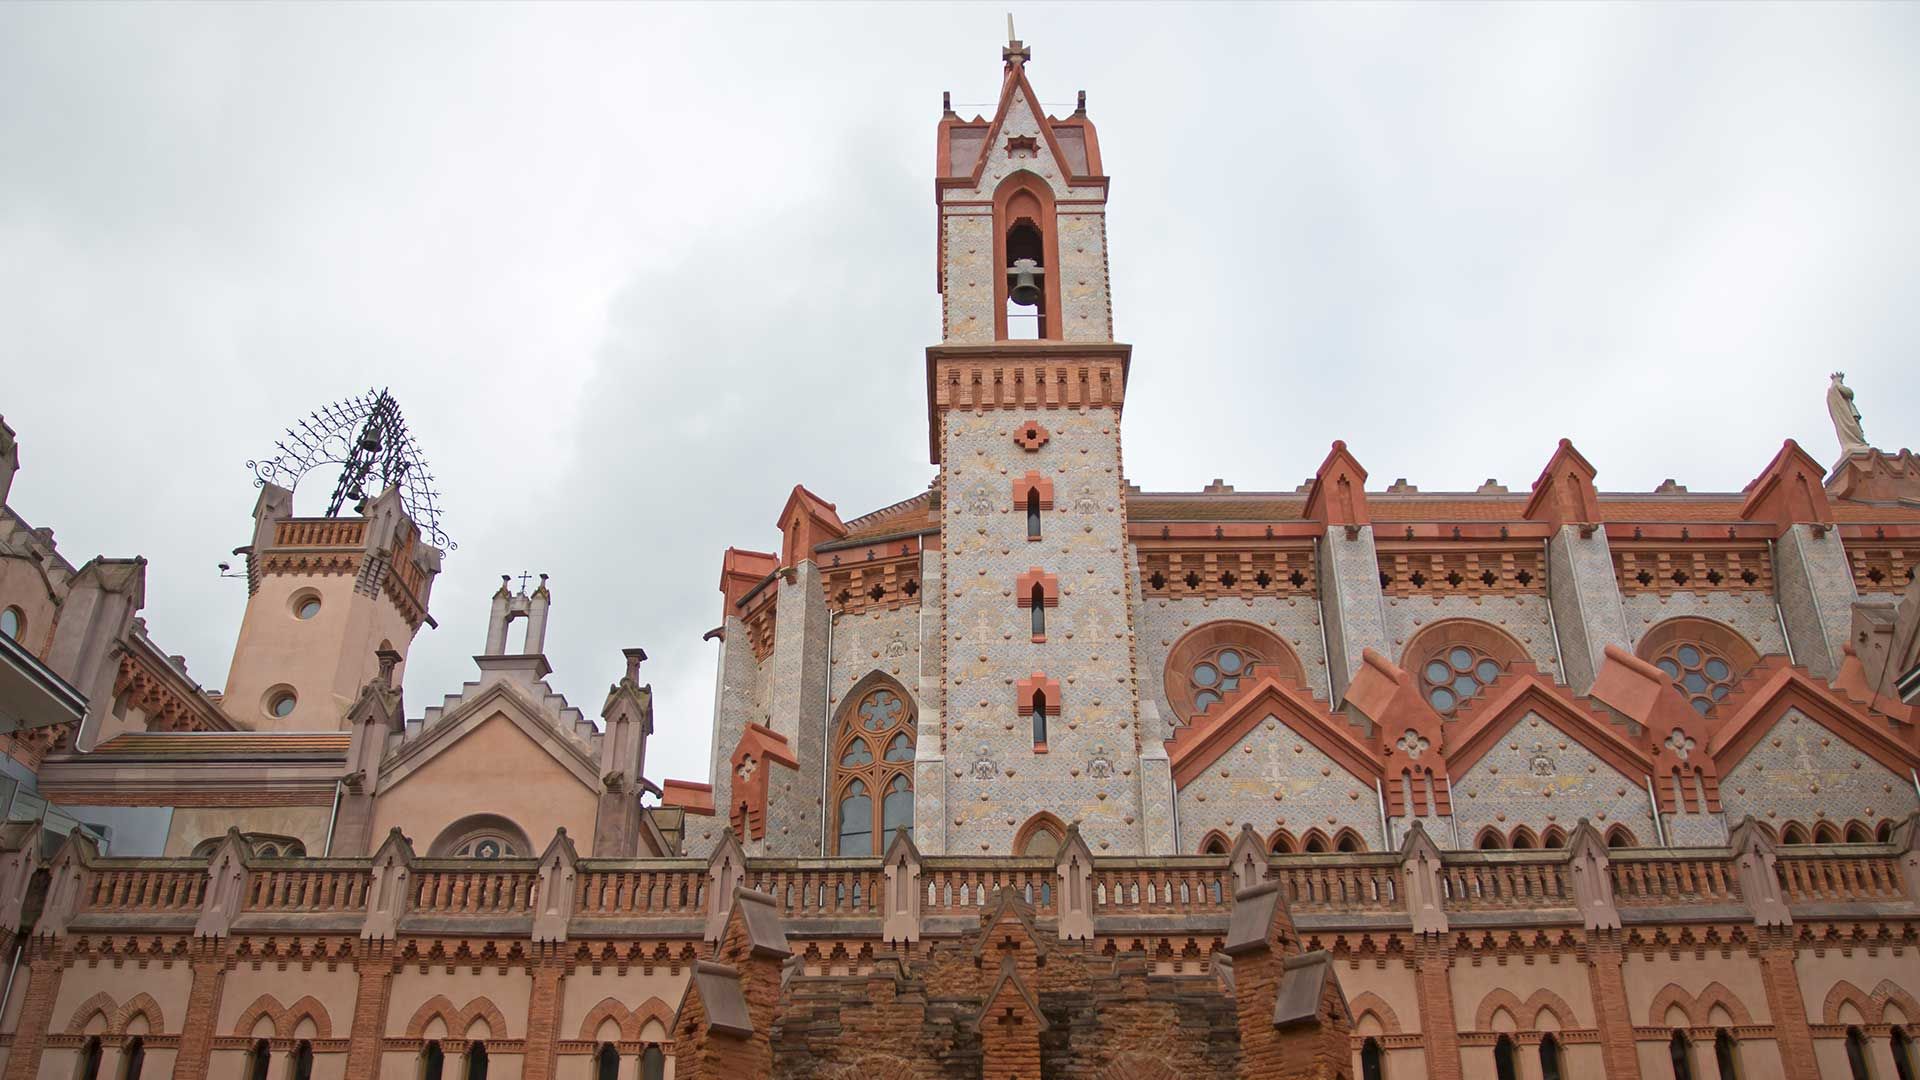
(1032, 691), (1048, 746)
(1027, 489), (1042, 539)
(1031, 584), (1046, 637)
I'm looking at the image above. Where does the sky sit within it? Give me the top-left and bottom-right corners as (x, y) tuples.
(2, 2), (1916, 790)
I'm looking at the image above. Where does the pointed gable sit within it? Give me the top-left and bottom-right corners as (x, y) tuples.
(1166, 673), (1379, 790)
(1445, 666), (1650, 782)
(719, 547), (778, 615)
(728, 723), (800, 842)
(1707, 659), (1919, 778)
(777, 485), (847, 567)
(1523, 438), (1602, 530)
(1346, 648), (1450, 816)
(1303, 441), (1370, 529)
(1739, 439), (1835, 532)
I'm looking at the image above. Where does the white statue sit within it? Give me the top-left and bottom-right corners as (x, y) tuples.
(1828, 372), (1869, 457)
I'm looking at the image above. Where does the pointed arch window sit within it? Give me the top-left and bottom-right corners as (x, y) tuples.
(1494, 1035), (1518, 1080)
(641, 1045), (666, 1080)
(291, 1040), (314, 1080)
(244, 1040), (270, 1080)
(1540, 1034), (1564, 1080)
(76, 1037), (102, 1080)
(1892, 1028), (1917, 1080)
(464, 1041), (489, 1080)
(419, 1041), (445, 1080)
(120, 1037), (145, 1080)
(1714, 1030), (1740, 1080)
(1670, 1030), (1695, 1080)
(595, 1044), (620, 1080)
(1846, 1028), (1872, 1080)
(831, 682), (915, 855)
(1361, 1037), (1386, 1080)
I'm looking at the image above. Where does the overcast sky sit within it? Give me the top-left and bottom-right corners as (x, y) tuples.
(2, 2), (1915, 789)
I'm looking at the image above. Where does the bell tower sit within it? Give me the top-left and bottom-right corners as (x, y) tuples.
(924, 36), (1162, 855)
(226, 391), (448, 731)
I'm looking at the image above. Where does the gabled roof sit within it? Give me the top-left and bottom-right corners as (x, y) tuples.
(940, 56), (1104, 193)
(1446, 666), (1650, 781)
(379, 678), (599, 795)
(1166, 673), (1376, 789)
(1706, 658), (1919, 777)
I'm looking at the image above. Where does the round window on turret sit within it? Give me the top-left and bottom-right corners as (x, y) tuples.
(291, 591), (322, 620)
(267, 689), (297, 718)
(0, 607), (22, 640)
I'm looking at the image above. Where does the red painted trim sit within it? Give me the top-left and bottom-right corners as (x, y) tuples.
(1166, 673), (1379, 790)
(1707, 661), (1919, 777)
(1445, 668), (1651, 781)
(991, 172), (1064, 342)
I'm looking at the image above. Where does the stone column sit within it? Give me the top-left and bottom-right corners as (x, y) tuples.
(1756, 931), (1818, 1078)
(1412, 937), (1463, 1080)
(521, 953), (568, 1080)
(343, 947), (395, 1080)
(1773, 523), (1858, 678)
(0, 945), (63, 1080)
(703, 612), (756, 858)
(172, 947), (229, 1080)
(1583, 931), (1642, 1080)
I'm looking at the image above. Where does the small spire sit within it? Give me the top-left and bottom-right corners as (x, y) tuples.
(622, 647), (648, 683)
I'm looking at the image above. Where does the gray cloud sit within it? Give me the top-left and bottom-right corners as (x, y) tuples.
(2, 2), (1915, 786)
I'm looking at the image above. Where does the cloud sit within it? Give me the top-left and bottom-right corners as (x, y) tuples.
(1, 2), (1915, 787)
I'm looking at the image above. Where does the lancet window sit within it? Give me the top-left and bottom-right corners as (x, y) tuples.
(832, 681), (915, 855)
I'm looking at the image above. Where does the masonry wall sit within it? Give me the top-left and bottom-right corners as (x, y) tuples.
(940, 407), (1143, 855)
(1449, 711), (1658, 846)
(1174, 715), (1384, 852)
(1381, 594), (1560, 677)
(1622, 591), (1789, 655)
(1134, 597), (1331, 740)
(1717, 708), (1920, 832)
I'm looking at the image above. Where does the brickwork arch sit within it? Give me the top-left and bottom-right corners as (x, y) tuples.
(1346, 992), (1403, 1035)
(1014, 812), (1067, 857)
(1475, 988), (1576, 1032)
(233, 994), (334, 1041)
(576, 996), (675, 1042)
(1818, 979), (1916, 1027)
(405, 995), (509, 1040)
(1648, 982), (1756, 1028)
(65, 992), (115, 1035)
(113, 993), (164, 1036)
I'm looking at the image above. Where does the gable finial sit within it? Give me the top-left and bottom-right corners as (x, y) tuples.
(1002, 13), (1030, 66)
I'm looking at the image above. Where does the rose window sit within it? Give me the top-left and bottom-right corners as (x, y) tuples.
(1652, 642), (1736, 714)
(1190, 646), (1260, 715)
(1420, 646), (1504, 716)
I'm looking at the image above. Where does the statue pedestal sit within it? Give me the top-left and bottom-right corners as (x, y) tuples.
(1826, 448), (1920, 504)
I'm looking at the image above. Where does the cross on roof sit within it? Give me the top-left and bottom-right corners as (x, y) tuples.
(516, 570), (533, 593)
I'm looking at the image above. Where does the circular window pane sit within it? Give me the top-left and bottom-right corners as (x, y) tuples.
(1656, 659), (1681, 679)
(1193, 690), (1221, 712)
(269, 692), (296, 718)
(1475, 659), (1501, 683)
(1193, 663), (1219, 688)
(1704, 658), (1730, 681)
(1217, 650), (1243, 675)
(1425, 661), (1451, 684)
(1676, 645), (1702, 667)
(1682, 672), (1708, 693)
(1430, 687), (1456, 712)
(1689, 698), (1710, 716)
(1709, 684), (1730, 701)
(1448, 648), (1474, 671)
(296, 597), (321, 620)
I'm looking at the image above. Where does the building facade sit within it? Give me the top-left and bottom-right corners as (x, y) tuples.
(1, 38), (1919, 1080)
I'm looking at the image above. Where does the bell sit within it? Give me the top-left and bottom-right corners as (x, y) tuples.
(359, 432), (383, 453)
(1007, 258), (1044, 307)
